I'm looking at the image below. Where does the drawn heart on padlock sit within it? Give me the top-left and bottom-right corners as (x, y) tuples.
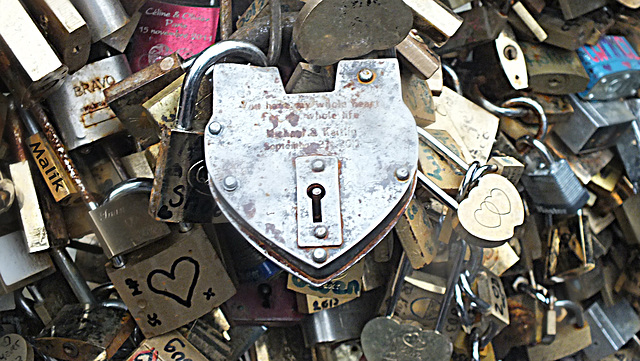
(457, 173), (524, 245)
(156, 205), (173, 220)
(147, 256), (200, 307)
(361, 317), (452, 361)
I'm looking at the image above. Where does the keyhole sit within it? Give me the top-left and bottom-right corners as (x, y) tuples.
(307, 183), (326, 223)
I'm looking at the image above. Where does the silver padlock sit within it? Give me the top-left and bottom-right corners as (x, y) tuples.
(205, 58), (419, 285)
(583, 299), (640, 360)
(89, 179), (171, 259)
(47, 55), (132, 151)
(553, 94), (635, 154)
(517, 136), (589, 215)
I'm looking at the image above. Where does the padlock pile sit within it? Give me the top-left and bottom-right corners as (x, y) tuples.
(4, 0), (640, 360)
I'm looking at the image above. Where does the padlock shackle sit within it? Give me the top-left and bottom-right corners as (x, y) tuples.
(501, 97), (548, 141)
(102, 178), (153, 205)
(516, 135), (555, 168)
(469, 83), (529, 118)
(177, 41), (268, 131)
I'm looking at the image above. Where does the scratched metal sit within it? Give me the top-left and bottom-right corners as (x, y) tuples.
(47, 55), (131, 151)
(361, 317), (452, 361)
(205, 59), (418, 285)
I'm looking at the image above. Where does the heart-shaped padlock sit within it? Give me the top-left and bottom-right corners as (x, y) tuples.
(205, 59), (418, 285)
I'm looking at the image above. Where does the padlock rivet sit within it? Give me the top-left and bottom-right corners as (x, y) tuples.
(358, 68), (374, 83)
(395, 167), (410, 181)
(311, 160), (325, 172)
(209, 121), (223, 135)
(314, 225), (328, 238)
(312, 248), (328, 263)
(223, 176), (238, 191)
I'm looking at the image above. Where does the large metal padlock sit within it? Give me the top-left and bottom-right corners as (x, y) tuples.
(520, 42), (590, 95)
(204, 58), (418, 285)
(46, 55), (132, 151)
(553, 94), (635, 154)
(150, 41), (267, 223)
(518, 136), (589, 215)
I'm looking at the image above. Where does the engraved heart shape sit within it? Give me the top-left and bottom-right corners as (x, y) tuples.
(147, 257), (200, 307)
(361, 317), (452, 361)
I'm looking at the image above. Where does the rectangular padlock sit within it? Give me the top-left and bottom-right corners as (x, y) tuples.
(128, 0), (219, 72)
(68, 0), (130, 43)
(509, 8), (594, 51)
(576, 35), (640, 100)
(523, 93), (574, 123)
(285, 62), (335, 94)
(475, 268), (510, 334)
(402, 0), (463, 47)
(555, 0), (607, 20)
(20, 0), (90, 72)
(396, 33), (441, 79)
(401, 72), (436, 127)
(0, 0), (67, 105)
(520, 42), (590, 95)
(35, 303), (135, 361)
(583, 299), (640, 360)
(487, 156), (524, 185)
(126, 331), (209, 361)
(105, 53), (186, 149)
(47, 55), (131, 151)
(0, 231), (54, 295)
(106, 225), (235, 338)
(394, 197), (438, 269)
(438, 4), (507, 54)
(89, 184), (171, 259)
(9, 161), (48, 253)
(394, 270), (446, 329)
(553, 94), (635, 154)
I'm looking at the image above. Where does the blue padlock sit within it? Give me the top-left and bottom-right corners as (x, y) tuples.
(577, 35), (640, 100)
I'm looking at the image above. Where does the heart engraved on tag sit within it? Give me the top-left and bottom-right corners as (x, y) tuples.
(455, 173), (524, 247)
(361, 317), (453, 361)
(147, 256), (200, 307)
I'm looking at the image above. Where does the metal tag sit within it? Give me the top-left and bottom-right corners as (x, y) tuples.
(26, 133), (77, 202)
(9, 161), (48, 252)
(205, 59), (418, 285)
(126, 331), (208, 361)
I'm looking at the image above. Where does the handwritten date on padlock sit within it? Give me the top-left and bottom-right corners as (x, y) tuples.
(454, 174), (524, 247)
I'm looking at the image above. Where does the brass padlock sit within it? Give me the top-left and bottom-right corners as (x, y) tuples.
(106, 224), (236, 337)
(520, 42), (589, 95)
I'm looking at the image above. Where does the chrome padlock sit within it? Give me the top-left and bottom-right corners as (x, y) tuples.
(46, 55), (132, 151)
(89, 179), (171, 259)
(67, 0), (131, 48)
(205, 58), (418, 285)
(106, 224), (236, 338)
(577, 35), (640, 100)
(150, 41), (267, 224)
(517, 136), (589, 215)
(553, 94), (635, 154)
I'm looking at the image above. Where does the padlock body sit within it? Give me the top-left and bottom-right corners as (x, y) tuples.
(521, 159), (589, 214)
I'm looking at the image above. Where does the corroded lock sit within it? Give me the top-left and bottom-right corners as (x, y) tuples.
(204, 58), (418, 285)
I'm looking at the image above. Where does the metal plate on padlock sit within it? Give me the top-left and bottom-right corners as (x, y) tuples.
(293, 0), (412, 66)
(106, 225), (235, 338)
(205, 59), (418, 285)
(126, 331), (208, 361)
(47, 55), (131, 150)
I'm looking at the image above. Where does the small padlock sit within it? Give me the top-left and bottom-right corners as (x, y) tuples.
(126, 331), (209, 361)
(402, 0), (463, 47)
(0, 230), (54, 295)
(509, 8), (595, 51)
(583, 299), (640, 360)
(35, 303), (135, 361)
(396, 31), (441, 79)
(401, 72), (436, 127)
(0, 0), (67, 106)
(438, 3), (508, 55)
(20, 0), (91, 72)
(394, 196), (438, 269)
(520, 42), (590, 95)
(89, 179), (171, 259)
(553, 94), (635, 154)
(150, 41), (267, 224)
(518, 136), (589, 215)
(576, 35), (640, 100)
(46, 54), (131, 151)
(285, 62), (335, 94)
(106, 224), (236, 338)
(554, 0), (607, 20)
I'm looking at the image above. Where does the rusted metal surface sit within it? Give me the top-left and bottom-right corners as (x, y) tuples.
(6, 100), (27, 162)
(205, 59), (418, 285)
(230, 12), (297, 53)
(220, 0), (233, 40)
(29, 104), (98, 207)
